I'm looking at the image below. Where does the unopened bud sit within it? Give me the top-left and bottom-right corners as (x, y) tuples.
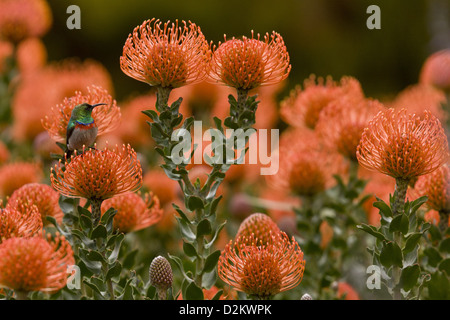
(149, 255), (173, 300)
(301, 293), (313, 300)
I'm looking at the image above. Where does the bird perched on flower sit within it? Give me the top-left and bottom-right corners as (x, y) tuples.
(65, 102), (106, 158)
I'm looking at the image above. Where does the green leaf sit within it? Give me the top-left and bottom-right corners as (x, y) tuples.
(439, 238), (450, 254)
(168, 253), (193, 282)
(86, 250), (105, 262)
(197, 219), (212, 237)
(427, 271), (450, 299)
(400, 264), (420, 292)
(141, 109), (158, 120)
(106, 261), (123, 280)
(389, 214), (409, 235)
(403, 232), (422, 253)
(183, 241), (198, 258)
(357, 224), (386, 241)
(187, 196), (205, 211)
(90, 224), (107, 239)
(107, 233), (125, 264)
(438, 258), (450, 275)
(185, 282), (204, 300)
(373, 199), (393, 218)
(205, 220), (227, 249)
(424, 247), (443, 268)
(79, 214), (93, 231)
(380, 241), (403, 268)
(177, 218), (196, 243)
(211, 289), (224, 300)
(428, 224), (443, 242)
(202, 250), (221, 274)
(172, 203), (191, 224)
(408, 196), (428, 214)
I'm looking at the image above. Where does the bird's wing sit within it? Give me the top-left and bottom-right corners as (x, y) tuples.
(66, 121), (76, 147)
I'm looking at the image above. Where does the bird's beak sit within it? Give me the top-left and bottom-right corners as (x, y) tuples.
(91, 103), (107, 108)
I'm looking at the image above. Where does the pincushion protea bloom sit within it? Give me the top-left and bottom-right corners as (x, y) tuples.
(42, 85), (121, 144)
(120, 18), (211, 89)
(356, 108), (449, 182)
(411, 164), (450, 213)
(0, 162), (43, 198)
(235, 213), (281, 246)
(280, 76), (364, 129)
(209, 31), (290, 90)
(316, 97), (385, 162)
(0, 0), (52, 43)
(0, 204), (42, 244)
(51, 144), (143, 224)
(7, 183), (63, 225)
(218, 232), (305, 299)
(0, 232), (74, 297)
(268, 128), (346, 197)
(101, 192), (163, 233)
(420, 49), (450, 92)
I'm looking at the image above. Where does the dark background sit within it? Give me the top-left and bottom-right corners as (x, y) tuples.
(43, 0), (450, 102)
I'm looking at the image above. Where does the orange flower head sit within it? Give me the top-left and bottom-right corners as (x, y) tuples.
(235, 213), (281, 246)
(0, 162), (43, 198)
(121, 18), (211, 88)
(269, 128), (347, 196)
(7, 183), (63, 225)
(356, 108), (449, 181)
(143, 169), (178, 206)
(420, 49), (450, 92)
(42, 85), (121, 144)
(280, 75), (364, 129)
(389, 84), (447, 122)
(0, 204), (42, 244)
(316, 97), (385, 161)
(16, 37), (47, 73)
(209, 31), (290, 90)
(51, 144), (143, 201)
(101, 192), (163, 233)
(337, 282), (360, 300)
(0, 0), (52, 43)
(13, 58), (113, 142)
(0, 232), (74, 293)
(411, 164), (450, 212)
(218, 232), (305, 299)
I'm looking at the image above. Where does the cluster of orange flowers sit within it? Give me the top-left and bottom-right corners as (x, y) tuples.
(1, 0), (450, 301)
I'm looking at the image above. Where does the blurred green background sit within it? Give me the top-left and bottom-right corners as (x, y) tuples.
(43, 0), (450, 101)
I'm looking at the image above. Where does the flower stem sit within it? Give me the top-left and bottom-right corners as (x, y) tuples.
(90, 198), (103, 226)
(392, 177), (409, 300)
(14, 290), (29, 300)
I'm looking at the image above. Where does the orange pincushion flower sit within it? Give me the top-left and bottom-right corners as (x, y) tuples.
(121, 18), (211, 88)
(269, 128), (346, 196)
(218, 232), (305, 299)
(0, 140), (9, 165)
(235, 213), (281, 246)
(0, 204), (42, 243)
(0, 0), (52, 43)
(42, 85), (121, 144)
(0, 233), (74, 294)
(0, 162), (43, 198)
(143, 169), (178, 206)
(411, 164), (450, 213)
(7, 183), (63, 225)
(337, 282), (360, 300)
(101, 192), (163, 233)
(209, 31), (290, 90)
(420, 49), (450, 92)
(389, 84), (447, 122)
(356, 108), (449, 181)
(16, 37), (47, 73)
(13, 59), (113, 141)
(51, 144), (143, 201)
(316, 97), (385, 161)
(280, 75), (364, 129)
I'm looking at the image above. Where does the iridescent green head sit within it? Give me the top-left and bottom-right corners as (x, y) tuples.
(70, 103), (106, 124)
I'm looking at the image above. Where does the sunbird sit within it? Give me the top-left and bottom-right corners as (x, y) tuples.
(65, 103), (106, 158)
